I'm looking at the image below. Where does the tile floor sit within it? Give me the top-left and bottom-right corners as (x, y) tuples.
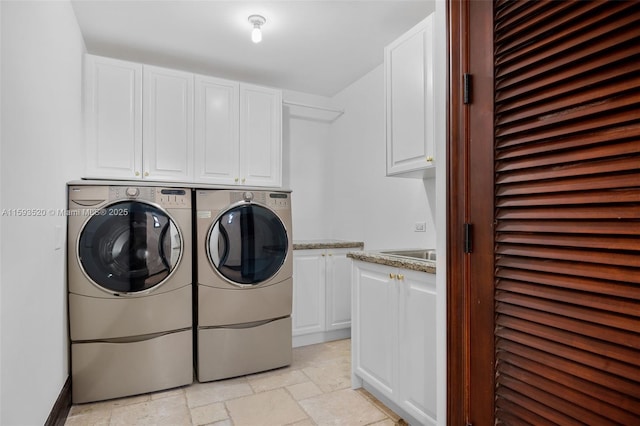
(64, 339), (405, 426)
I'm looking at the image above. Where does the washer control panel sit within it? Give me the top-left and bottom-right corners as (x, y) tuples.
(109, 187), (190, 208)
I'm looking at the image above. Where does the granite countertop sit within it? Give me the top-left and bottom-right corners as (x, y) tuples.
(293, 239), (365, 250)
(347, 251), (436, 274)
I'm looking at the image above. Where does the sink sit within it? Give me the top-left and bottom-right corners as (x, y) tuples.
(380, 249), (436, 261)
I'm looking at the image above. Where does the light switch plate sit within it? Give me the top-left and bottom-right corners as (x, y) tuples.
(414, 222), (426, 232)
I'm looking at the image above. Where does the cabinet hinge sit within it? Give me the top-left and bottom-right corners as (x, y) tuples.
(463, 73), (472, 104)
(464, 223), (473, 254)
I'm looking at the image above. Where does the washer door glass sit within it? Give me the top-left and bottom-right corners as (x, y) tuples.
(208, 203), (288, 285)
(78, 201), (182, 293)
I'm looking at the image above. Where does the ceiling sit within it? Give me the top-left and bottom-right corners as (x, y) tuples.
(71, 1), (435, 97)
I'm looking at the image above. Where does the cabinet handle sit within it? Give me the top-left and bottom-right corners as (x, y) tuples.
(426, 156), (434, 162)
(144, 171), (149, 177)
(135, 171), (140, 177)
(398, 274), (404, 280)
(234, 178), (239, 183)
(389, 273), (395, 279)
(242, 178), (246, 184)
(328, 253), (333, 256)
(322, 254), (326, 257)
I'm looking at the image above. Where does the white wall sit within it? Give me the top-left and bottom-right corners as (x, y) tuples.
(283, 90), (335, 241)
(1, 1), (85, 424)
(328, 65), (435, 250)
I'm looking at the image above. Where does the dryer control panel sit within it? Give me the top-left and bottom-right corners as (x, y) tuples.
(266, 193), (290, 210)
(230, 191), (290, 210)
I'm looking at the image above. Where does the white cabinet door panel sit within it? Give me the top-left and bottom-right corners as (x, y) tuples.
(385, 14), (435, 178)
(194, 75), (239, 185)
(143, 66), (194, 181)
(353, 263), (396, 398)
(326, 250), (353, 330)
(292, 250), (325, 335)
(240, 84), (282, 187)
(85, 55), (142, 179)
(398, 271), (437, 424)
(390, 30), (426, 165)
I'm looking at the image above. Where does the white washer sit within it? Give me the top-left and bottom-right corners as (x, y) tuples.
(67, 185), (193, 403)
(195, 189), (293, 382)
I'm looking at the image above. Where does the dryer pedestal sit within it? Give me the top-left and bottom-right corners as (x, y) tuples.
(197, 317), (292, 382)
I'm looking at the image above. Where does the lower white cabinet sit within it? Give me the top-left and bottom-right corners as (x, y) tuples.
(352, 260), (437, 426)
(292, 248), (353, 346)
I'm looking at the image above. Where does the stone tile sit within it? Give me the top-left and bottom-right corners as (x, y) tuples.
(150, 386), (186, 400)
(109, 394), (191, 425)
(369, 420), (397, 426)
(302, 358), (351, 393)
(190, 402), (228, 425)
(286, 381), (323, 401)
(248, 368), (309, 393)
(212, 420), (233, 426)
(355, 388), (403, 423)
(287, 419), (316, 426)
(298, 388), (387, 426)
(226, 388), (308, 426)
(68, 394), (151, 417)
(292, 341), (349, 369)
(64, 410), (111, 426)
(186, 377), (253, 408)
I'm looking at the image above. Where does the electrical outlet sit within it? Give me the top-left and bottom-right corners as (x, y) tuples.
(414, 222), (426, 232)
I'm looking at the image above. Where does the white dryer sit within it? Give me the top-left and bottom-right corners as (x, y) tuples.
(67, 185), (193, 403)
(195, 189), (293, 382)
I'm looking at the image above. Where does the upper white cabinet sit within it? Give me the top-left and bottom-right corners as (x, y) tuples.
(84, 55), (142, 179)
(194, 81), (282, 187)
(385, 14), (436, 179)
(84, 54), (282, 187)
(143, 65), (194, 182)
(240, 84), (282, 187)
(194, 75), (240, 185)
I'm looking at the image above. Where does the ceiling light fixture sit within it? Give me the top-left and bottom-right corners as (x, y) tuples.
(248, 15), (266, 44)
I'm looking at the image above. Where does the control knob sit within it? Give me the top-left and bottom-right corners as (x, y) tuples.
(125, 187), (139, 198)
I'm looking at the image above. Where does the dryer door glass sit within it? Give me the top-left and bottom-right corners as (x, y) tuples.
(78, 201), (182, 293)
(208, 203), (288, 285)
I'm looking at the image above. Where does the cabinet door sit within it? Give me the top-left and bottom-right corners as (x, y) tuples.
(352, 262), (397, 400)
(239, 84), (282, 187)
(84, 55), (142, 179)
(385, 15), (435, 178)
(292, 250), (326, 336)
(397, 270), (437, 425)
(194, 75), (239, 185)
(325, 249), (353, 331)
(143, 65), (194, 181)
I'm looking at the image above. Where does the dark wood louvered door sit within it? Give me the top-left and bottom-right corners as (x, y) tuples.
(450, 1), (640, 425)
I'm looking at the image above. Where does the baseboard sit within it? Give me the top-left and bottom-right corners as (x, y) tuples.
(292, 328), (351, 348)
(45, 376), (72, 426)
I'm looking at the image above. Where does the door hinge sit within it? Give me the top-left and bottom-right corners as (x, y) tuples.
(464, 223), (473, 254)
(463, 73), (472, 104)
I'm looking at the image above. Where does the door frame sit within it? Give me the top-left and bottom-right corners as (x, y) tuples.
(447, 1), (495, 425)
